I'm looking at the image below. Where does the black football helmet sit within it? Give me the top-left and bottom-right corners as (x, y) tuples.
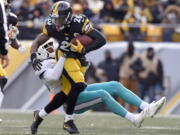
(51, 1), (72, 31)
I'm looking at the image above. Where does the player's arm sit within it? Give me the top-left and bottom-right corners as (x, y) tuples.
(0, 1), (9, 68)
(30, 33), (50, 71)
(85, 29), (106, 53)
(8, 24), (26, 53)
(30, 33), (50, 54)
(7, 12), (26, 53)
(9, 39), (19, 49)
(31, 19), (52, 54)
(81, 17), (106, 53)
(9, 38), (26, 53)
(43, 55), (66, 81)
(31, 21), (52, 70)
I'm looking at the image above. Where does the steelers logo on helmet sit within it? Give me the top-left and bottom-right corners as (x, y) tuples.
(51, 1), (72, 31)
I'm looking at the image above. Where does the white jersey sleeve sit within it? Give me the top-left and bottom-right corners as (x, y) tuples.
(42, 79), (61, 94)
(35, 59), (56, 77)
(34, 56), (66, 94)
(34, 59), (60, 94)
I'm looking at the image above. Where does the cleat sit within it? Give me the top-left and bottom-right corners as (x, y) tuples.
(132, 110), (146, 128)
(31, 110), (43, 134)
(63, 120), (80, 134)
(144, 97), (166, 118)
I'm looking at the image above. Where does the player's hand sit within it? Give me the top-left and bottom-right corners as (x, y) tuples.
(8, 25), (19, 40)
(0, 55), (9, 68)
(70, 40), (85, 54)
(79, 57), (90, 67)
(18, 45), (26, 54)
(62, 52), (76, 58)
(31, 53), (42, 71)
(32, 59), (42, 71)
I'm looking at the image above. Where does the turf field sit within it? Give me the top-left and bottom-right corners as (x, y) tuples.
(0, 112), (179, 135)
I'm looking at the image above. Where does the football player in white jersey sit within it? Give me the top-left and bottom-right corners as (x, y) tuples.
(31, 39), (166, 134)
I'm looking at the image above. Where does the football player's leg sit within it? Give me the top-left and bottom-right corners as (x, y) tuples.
(57, 51), (86, 133)
(62, 70), (86, 134)
(107, 81), (166, 117)
(0, 89), (4, 108)
(0, 66), (8, 122)
(0, 65), (8, 108)
(86, 81), (166, 117)
(86, 81), (147, 109)
(75, 90), (127, 116)
(63, 69), (86, 115)
(31, 91), (67, 134)
(75, 89), (145, 128)
(57, 50), (86, 117)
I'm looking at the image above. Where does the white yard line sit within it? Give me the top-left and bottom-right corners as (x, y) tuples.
(0, 110), (180, 119)
(143, 126), (180, 130)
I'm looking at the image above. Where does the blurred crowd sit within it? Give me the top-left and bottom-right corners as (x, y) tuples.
(86, 42), (165, 112)
(10, 0), (180, 41)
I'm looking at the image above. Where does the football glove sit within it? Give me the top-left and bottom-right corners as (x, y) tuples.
(8, 25), (19, 40)
(31, 53), (42, 71)
(70, 40), (85, 54)
(79, 57), (90, 67)
(18, 45), (26, 54)
(62, 51), (77, 58)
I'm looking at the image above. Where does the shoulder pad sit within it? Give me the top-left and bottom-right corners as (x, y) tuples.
(42, 17), (54, 36)
(71, 14), (93, 34)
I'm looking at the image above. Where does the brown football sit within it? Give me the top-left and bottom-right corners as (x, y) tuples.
(71, 35), (93, 46)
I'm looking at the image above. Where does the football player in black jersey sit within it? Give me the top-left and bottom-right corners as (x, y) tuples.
(0, 1), (9, 123)
(0, 0), (26, 122)
(30, 1), (106, 134)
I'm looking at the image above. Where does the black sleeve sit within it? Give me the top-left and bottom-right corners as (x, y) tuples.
(0, 2), (8, 55)
(85, 29), (106, 53)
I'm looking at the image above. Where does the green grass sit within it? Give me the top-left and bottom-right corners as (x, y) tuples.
(0, 112), (180, 135)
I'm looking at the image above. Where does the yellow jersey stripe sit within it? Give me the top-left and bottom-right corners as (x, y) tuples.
(82, 18), (89, 33)
(42, 24), (48, 35)
(0, 64), (6, 77)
